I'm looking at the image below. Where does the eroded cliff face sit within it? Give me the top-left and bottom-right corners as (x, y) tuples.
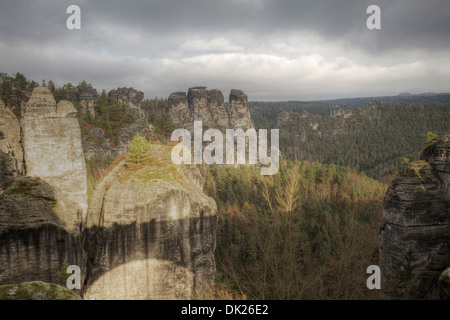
(228, 89), (254, 130)
(20, 87), (88, 221)
(0, 176), (85, 285)
(108, 87), (144, 110)
(77, 86), (98, 118)
(168, 87), (254, 133)
(0, 100), (23, 189)
(380, 135), (450, 298)
(82, 145), (217, 299)
(82, 87), (149, 159)
(1, 87), (218, 300)
(0, 87), (87, 286)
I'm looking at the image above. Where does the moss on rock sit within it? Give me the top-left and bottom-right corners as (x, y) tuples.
(0, 281), (81, 300)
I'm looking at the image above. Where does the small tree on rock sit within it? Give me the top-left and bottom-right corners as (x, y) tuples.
(126, 133), (152, 168)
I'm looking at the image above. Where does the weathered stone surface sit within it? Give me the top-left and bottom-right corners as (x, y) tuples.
(83, 139), (112, 161)
(113, 122), (148, 156)
(208, 89), (229, 132)
(20, 87), (88, 222)
(379, 135), (450, 298)
(168, 87), (254, 133)
(83, 128), (112, 160)
(76, 86), (98, 118)
(82, 145), (217, 300)
(89, 127), (105, 140)
(106, 87), (151, 155)
(0, 100), (23, 189)
(108, 87), (144, 110)
(228, 89), (254, 129)
(429, 135), (450, 201)
(168, 91), (192, 131)
(0, 176), (85, 285)
(0, 281), (82, 300)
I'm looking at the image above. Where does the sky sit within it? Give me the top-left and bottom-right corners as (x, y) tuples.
(0, 0), (449, 101)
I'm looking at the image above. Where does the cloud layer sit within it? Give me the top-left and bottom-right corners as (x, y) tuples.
(1, 0), (449, 100)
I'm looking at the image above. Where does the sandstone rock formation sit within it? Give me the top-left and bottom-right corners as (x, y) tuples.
(228, 89), (254, 129)
(82, 145), (217, 299)
(76, 86), (98, 117)
(0, 176), (85, 285)
(108, 87), (144, 110)
(83, 128), (112, 160)
(113, 122), (149, 156)
(168, 87), (254, 133)
(0, 100), (23, 189)
(106, 87), (152, 155)
(20, 87), (88, 221)
(1, 86), (219, 300)
(379, 135), (450, 298)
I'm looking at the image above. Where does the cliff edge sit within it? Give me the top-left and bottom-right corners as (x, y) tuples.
(380, 135), (450, 298)
(82, 145), (217, 299)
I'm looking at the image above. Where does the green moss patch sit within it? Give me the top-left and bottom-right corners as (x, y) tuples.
(0, 281), (78, 300)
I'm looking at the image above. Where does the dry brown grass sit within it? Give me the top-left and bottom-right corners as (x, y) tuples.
(91, 154), (126, 184)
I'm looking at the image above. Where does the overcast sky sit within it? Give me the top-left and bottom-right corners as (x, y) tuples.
(0, 0), (449, 101)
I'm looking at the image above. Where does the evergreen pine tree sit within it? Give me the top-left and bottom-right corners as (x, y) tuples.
(125, 133), (152, 168)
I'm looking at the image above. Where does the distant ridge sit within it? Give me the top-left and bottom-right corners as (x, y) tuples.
(310, 92), (450, 106)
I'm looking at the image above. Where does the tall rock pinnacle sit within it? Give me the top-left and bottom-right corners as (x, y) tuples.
(379, 135), (450, 298)
(20, 86), (88, 224)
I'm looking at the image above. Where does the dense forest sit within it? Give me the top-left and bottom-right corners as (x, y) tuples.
(249, 100), (450, 179)
(202, 161), (387, 299)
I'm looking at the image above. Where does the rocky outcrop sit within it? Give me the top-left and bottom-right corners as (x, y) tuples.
(113, 122), (148, 156)
(0, 176), (85, 285)
(83, 128), (112, 160)
(82, 145), (217, 299)
(209, 89), (230, 132)
(83, 123), (150, 160)
(228, 89), (253, 129)
(329, 105), (352, 118)
(0, 100), (24, 189)
(20, 87), (88, 221)
(0, 281), (82, 300)
(2, 90), (32, 118)
(0, 87), (87, 288)
(104, 87), (152, 156)
(168, 87), (254, 133)
(108, 87), (144, 110)
(379, 135), (450, 298)
(76, 86), (98, 117)
(168, 91), (192, 130)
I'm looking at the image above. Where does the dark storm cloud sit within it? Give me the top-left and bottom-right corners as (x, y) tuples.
(0, 0), (449, 100)
(2, 0), (449, 53)
(82, 0), (450, 53)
